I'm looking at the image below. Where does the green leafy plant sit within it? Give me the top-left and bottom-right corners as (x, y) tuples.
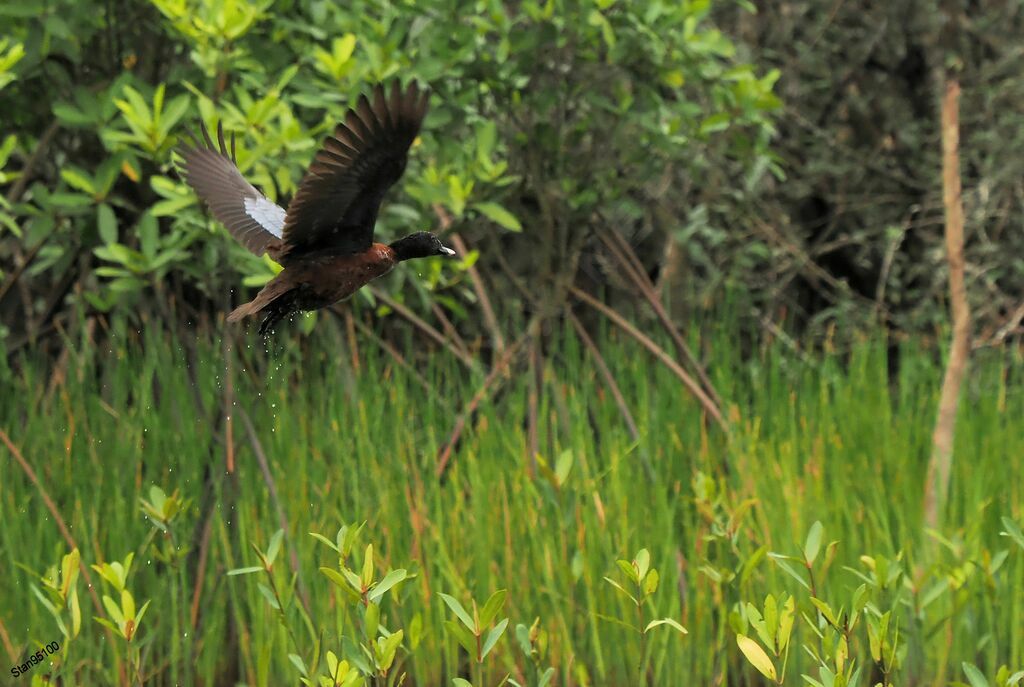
(603, 548), (687, 680)
(25, 547), (82, 680)
(441, 589), (510, 686)
(507, 618), (555, 687)
(92, 552), (152, 684)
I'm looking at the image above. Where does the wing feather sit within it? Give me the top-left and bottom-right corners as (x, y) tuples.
(281, 80), (430, 257)
(177, 121), (285, 257)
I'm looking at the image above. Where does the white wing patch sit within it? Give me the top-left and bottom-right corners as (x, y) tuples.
(244, 196), (286, 238)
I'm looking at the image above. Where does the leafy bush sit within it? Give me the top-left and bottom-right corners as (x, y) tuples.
(0, 0), (777, 343)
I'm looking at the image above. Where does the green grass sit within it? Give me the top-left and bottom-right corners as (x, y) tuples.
(1, 318), (1022, 686)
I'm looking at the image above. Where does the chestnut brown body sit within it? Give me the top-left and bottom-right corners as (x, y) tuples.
(226, 244), (397, 328)
(177, 81), (455, 336)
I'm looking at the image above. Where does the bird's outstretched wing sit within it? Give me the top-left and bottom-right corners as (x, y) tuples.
(177, 122), (286, 257)
(280, 81), (430, 258)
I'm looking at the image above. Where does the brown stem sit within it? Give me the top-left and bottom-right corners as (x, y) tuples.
(345, 314), (446, 403)
(599, 229), (724, 410)
(568, 311), (654, 481)
(6, 120), (61, 204)
(0, 237), (45, 304)
(236, 407), (313, 618)
(0, 429), (108, 626)
(431, 301), (472, 362)
(0, 615), (16, 664)
(449, 230), (506, 356)
(224, 329), (235, 474)
(369, 287), (477, 371)
(527, 338), (540, 475)
(344, 309), (361, 373)
(570, 287), (727, 432)
(924, 78), (970, 530)
(436, 317), (542, 478)
(189, 511), (215, 630)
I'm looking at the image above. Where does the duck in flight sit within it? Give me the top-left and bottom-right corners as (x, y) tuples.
(178, 81), (455, 335)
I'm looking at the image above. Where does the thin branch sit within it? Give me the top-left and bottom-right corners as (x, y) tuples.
(0, 429), (107, 624)
(236, 408), (313, 618)
(6, 119), (61, 203)
(369, 287), (478, 371)
(431, 301), (472, 362)
(924, 79), (971, 530)
(449, 230), (506, 356)
(568, 310), (655, 481)
(344, 309), (360, 373)
(0, 237), (46, 304)
(527, 338), (540, 475)
(347, 313), (436, 397)
(224, 328), (236, 474)
(189, 509), (215, 630)
(0, 615), (16, 664)
(436, 317), (542, 479)
(599, 229), (724, 409)
(570, 287), (727, 432)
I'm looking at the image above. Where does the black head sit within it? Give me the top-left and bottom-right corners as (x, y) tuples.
(389, 231), (456, 262)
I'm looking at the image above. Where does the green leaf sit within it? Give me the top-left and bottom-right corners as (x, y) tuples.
(226, 566), (264, 576)
(137, 212), (158, 261)
(61, 168), (96, 195)
(478, 589), (507, 628)
(440, 593), (476, 633)
(746, 603), (772, 652)
(643, 569), (659, 596)
(364, 600), (380, 639)
(473, 202), (522, 231)
(360, 544), (374, 588)
(962, 663), (990, 687)
(634, 549), (651, 582)
(804, 521), (824, 565)
(809, 597), (839, 629)
(377, 629), (403, 670)
(602, 576), (638, 605)
(68, 587), (81, 638)
(699, 113), (732, 135)
(368, 568), (408, 602)
(257, 582), (280, 610)
(53, 102), (95, 127)
(452, 679), (473, 687)
(444, 619), (476, 654)
(121, 589), (136, 621)
(736, 634), (776, 681)
(318, 567), (361, 602)
(60, 548), (80, 599)
(158, 95), (191, 141)
(266, 529), (285, 567)
(30, 585), (65, 636)
(767, 553), (811, 591)
(554, 449), (573, 486)
(777, 595), (795, 652)
(289, 653), (308, 677)
(102, 594), (125, 627)
(135, 600), (151, 633)
(1000, 517), (1024, 551)
(480, 617), (508, 659)
(616, 559), (639, 584)
(644, 618), (688, 635)
(309, 532), (340, 553)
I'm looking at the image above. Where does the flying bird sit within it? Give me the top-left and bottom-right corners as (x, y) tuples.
(178, 81), (455, 335)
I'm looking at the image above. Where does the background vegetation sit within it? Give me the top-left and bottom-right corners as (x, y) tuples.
(1, 0), (1022, 685)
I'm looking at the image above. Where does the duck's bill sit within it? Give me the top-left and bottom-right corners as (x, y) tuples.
(440, 246), (456, 256)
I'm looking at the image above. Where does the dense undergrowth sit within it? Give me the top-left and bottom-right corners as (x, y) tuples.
(1, 318), (1022, 686)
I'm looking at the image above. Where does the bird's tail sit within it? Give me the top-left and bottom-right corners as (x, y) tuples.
(227, 300), (259, 322)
